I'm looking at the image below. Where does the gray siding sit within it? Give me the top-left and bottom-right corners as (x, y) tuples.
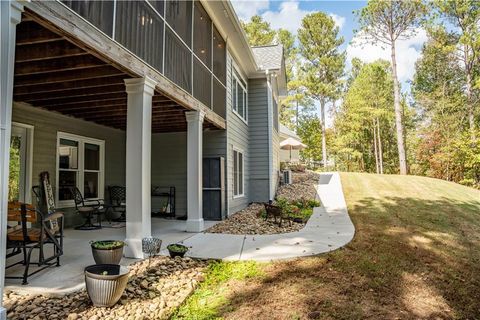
(248, 78), (270, 202)
(151, 130), (227, 218)
(226, 53), (250, 214)
(12, 103), (126, 227)
(151, 132), (187, 215)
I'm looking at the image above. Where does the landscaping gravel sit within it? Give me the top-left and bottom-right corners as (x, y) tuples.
(4, 256), (209, 320)
(207, 171), (320, 235)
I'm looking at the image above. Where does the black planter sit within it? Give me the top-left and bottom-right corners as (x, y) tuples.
(167, 244), (188, 258)
(91, 240), (125, 265)
(85, 264), (129, 307)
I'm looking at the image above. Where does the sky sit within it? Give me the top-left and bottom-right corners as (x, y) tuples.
(230, 0), (429, 126)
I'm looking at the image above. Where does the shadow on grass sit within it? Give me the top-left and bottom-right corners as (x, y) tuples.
(190, 196), (480, 319)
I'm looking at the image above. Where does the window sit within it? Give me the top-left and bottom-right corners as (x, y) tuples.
(57, 133), (104, 207)
(233, 149), (244, 197)
(232, 68), (247, 122)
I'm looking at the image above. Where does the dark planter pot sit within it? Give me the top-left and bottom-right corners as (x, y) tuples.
(91, 241), (124, 265)
(167, 244), (188, 258)
(85, 264), (129, 308)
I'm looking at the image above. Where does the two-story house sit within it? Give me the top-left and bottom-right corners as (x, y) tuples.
(0, 2), (285, 306)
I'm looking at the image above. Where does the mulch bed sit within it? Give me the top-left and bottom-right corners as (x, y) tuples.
(4, 256), (209, 320)
(207, 171), (320, 235)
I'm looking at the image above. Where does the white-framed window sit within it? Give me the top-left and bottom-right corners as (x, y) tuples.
(56, 132), (105, 207)
(232, 68), (248, 122)
(233, 148), (244, 198)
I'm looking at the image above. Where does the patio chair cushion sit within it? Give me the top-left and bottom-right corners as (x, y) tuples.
(78, 206), (96, 213)
(7, 228), (44, 242)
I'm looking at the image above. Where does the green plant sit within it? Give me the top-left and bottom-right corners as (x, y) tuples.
(167, 244), (188, 253)
(90, 240), (125, 250)
(101, 271), (108, 276)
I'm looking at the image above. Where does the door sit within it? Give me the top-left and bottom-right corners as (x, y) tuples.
(202, 157), (225, 220)
(8, 125), (29, 203)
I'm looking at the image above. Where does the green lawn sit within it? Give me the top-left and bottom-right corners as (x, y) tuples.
(173, 173), (480, 319)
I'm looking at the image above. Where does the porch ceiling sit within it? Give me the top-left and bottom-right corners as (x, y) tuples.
(13, 15), (218, 133)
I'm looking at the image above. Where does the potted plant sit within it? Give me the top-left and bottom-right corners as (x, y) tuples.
(85, 264), (129, 307)
(167, 243), (188, 258)
(90, 240), (125, 265)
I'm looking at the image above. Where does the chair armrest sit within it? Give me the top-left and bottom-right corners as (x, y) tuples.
(83, 199), (103, 207)
(44, 212), (64, 221)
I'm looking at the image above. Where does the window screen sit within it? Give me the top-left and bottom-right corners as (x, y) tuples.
(213, 25), (226, 84)
(148, 0), (165, 16)
(62, 1), (114, 36)
(165, 28), (192, 92)
(193, 57), (212, 108)
(193, 1), (212, 68)
(213, 78), (226, 118)
(165, 0), (192, 47)
(115, 1), (164, 72)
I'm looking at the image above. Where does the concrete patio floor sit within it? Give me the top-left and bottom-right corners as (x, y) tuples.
(4, 218), (217, 295)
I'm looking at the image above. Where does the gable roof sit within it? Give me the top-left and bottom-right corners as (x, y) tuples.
(251, 44), (284, 71)
(280, 124), (301, 140)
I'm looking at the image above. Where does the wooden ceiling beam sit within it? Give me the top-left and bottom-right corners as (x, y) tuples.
(17, 84), (126, 102)
(32, 92), (126, 107)
(14, 76), (126, 95)
(16, 20), (63, 45)
(63, 106), (183, 117)
(81, 114), (185, 122)
(15, 55), (107, 76)
(14, 66), (125, 87)
(41, 99), (126, 111)
(15, 40), (86, 63)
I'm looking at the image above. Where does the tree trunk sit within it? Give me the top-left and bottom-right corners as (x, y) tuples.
(373, 120), (379, 174)
(320, 98), (327, 168)
(376, 117), (384, 174)
(391, 40), (407, 174)
(466, 70), (475, 141)
(296, 100), (299, 129)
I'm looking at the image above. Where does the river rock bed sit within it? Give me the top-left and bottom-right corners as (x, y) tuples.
(4, 256), (209, 320)
(207, 171), (320, 235)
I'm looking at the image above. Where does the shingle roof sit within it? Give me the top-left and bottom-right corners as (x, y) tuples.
(280, 124), (301, 140)
(251, 44), (283, 71)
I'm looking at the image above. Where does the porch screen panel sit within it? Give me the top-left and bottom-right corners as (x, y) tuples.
(165, 0), (192, 47)
(148, 0), (165, 16)
(115, 1), (164, 72)
(213, 26), (226, 84)
(193, 58), (212, 107)
(193, 1), (211, 68)
(165, 28), (192, 92)
(212, 78), (226, 118)
(62, 1), (114, 36)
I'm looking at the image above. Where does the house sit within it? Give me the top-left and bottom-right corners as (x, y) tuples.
(279, 124), (303, 163)
(0, 0), (286, 308)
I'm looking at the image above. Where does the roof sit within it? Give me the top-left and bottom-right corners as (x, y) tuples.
(251, 44), (284, 71)
(280, 124), (301, 140)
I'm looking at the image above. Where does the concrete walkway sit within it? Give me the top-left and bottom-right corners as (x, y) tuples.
(178, 172), (355, 261)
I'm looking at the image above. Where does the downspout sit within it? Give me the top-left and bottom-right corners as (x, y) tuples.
(266, 70), (273, 200)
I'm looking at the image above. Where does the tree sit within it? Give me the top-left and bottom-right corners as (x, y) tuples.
(297, 116), (324, 163)
(276, 29), (297, 82)
(433, 0), (480, 142)
(332, 60), (398, 173)
(298, 12), (345, 168)
(356, 0), (427, 175)
(241, 15), (275, 46)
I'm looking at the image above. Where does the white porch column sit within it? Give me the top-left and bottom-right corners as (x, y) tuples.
(185, 111), (205, 232)
(123, 77), (156, 258)
(0, 2), (23, 318)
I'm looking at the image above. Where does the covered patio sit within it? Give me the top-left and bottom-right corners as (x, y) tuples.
(1, 1), (227, 298)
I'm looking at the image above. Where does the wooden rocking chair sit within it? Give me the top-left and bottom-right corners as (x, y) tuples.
(5, 201), (64, 285)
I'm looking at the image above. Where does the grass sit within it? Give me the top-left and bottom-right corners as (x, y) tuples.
(172, 173), (480, 319)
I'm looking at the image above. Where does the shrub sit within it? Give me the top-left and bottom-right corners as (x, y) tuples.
(90, 240), (125, 250)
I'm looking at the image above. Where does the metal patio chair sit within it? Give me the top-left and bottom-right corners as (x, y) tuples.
(71, 187), (105, 230)
(107, 185), (126, 222)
